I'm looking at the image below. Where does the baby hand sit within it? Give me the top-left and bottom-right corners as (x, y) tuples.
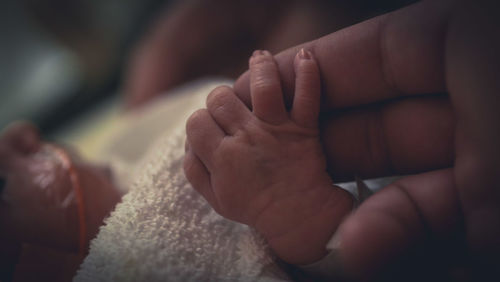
(184, 50), (353, 264)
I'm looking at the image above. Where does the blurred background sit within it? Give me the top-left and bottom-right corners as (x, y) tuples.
(0, 0), (416, 139)
(1, 1), (419, 280)
(0, 0), (166, 134)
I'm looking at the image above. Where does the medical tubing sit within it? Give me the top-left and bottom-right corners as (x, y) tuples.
(46, 144), (87, 255)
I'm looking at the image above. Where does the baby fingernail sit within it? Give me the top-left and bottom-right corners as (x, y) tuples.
(252, 50), (263, 57)
(252, 50), (272, 58)
(298, 48), (312, 60)
(262, 50), (272, 56)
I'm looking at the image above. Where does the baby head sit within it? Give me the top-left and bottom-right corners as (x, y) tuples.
(0, 122), (120, 253)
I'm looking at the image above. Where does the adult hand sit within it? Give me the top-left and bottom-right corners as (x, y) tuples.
(234, 0), (499, 280)
(123, 0), (367, 110)
(124, 0), (290, 109)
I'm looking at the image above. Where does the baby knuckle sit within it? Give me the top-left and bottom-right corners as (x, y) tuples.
(186, 109), (208, 130)
(206, 86), (234, 110)
(252, 78), (277, 92)
(298, 67), (318, 79)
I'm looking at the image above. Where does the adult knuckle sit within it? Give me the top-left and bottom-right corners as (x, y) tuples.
(364, 110), (393, 172)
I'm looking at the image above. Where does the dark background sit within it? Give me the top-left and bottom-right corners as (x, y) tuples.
(0, 0), (167, 134)
(0, 0), (415, 136)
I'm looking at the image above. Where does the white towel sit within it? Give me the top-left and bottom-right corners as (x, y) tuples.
(74, 83), (291, 281)
(74, 79), (393, 281)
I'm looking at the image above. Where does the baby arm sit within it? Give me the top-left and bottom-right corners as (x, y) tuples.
(184, 50), (353, 265)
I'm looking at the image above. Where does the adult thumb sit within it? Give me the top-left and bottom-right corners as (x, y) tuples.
(334, 169), (466, 281)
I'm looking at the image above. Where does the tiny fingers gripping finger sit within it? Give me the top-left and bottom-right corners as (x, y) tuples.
(249, 50), (288, 124)
(186, 109), (225, 170)
(291, 49), (321, 128)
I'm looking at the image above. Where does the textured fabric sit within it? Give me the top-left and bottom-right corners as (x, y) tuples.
(75, 111), (290, 281)
(73, 79), (395, 281)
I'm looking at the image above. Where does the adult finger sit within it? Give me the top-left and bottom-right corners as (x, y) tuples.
(235, 0), (455, 180)
(234, 0), (451, 109)
(445, 0), (500, 264)
(335, 169), (465, 280)
(321, 96), (454, 181)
